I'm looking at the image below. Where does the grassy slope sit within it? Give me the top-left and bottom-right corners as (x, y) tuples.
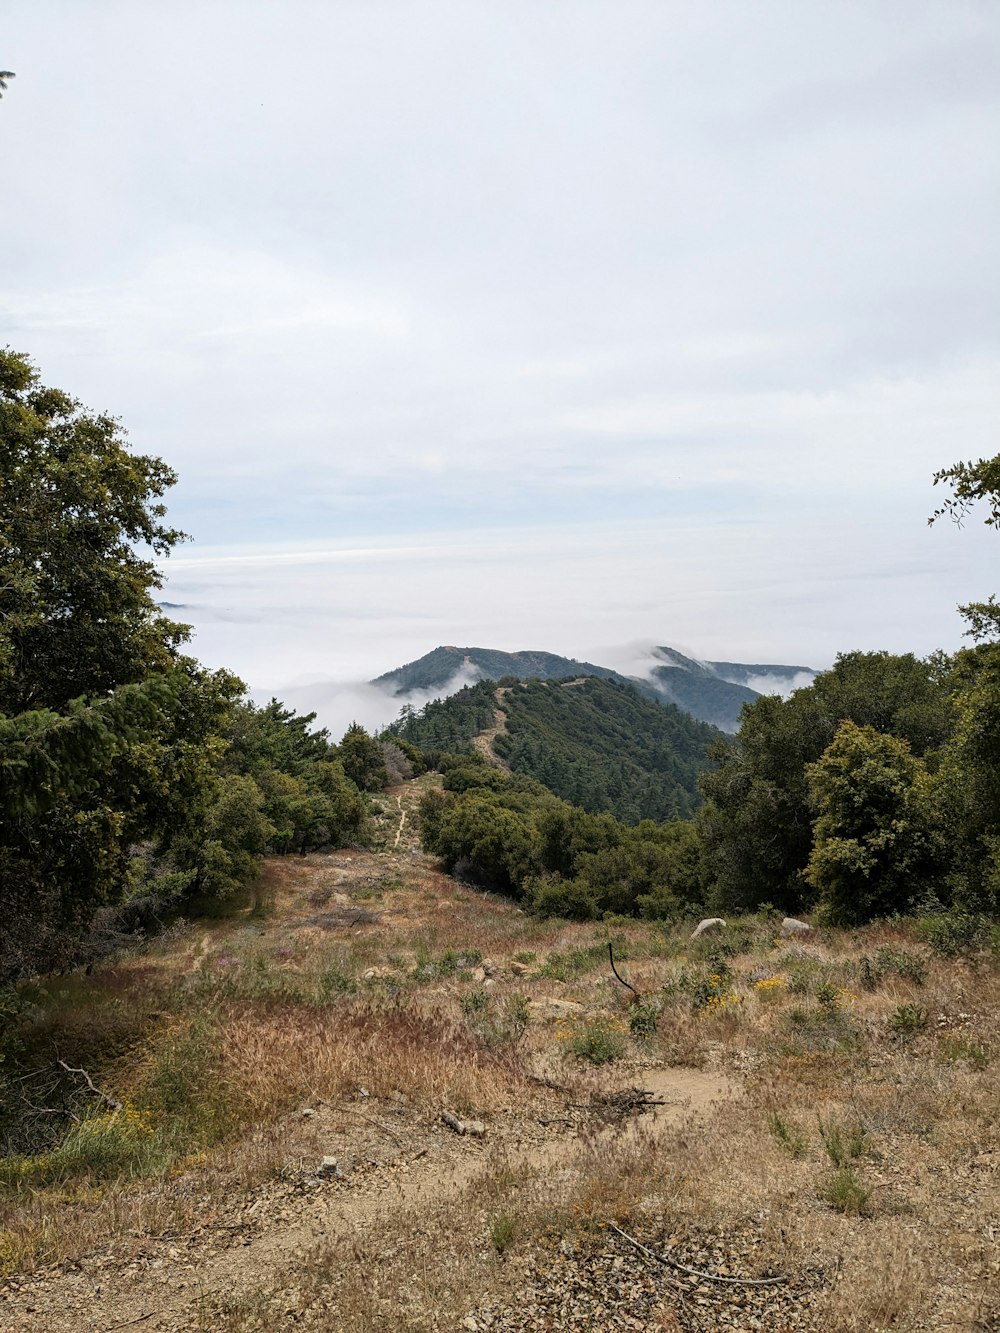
(0, 775), (997, 1331)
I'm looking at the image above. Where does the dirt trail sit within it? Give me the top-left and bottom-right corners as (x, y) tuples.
(2, 1071), (731, 1332)
(0, 775), (740, 1332)
(470, 685), (512, 771)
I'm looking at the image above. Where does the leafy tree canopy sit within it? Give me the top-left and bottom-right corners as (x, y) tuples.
(0, 348), (188, 713)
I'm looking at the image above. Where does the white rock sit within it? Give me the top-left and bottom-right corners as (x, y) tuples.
(317, 1156), (344, 1179)
(780, 917), (813, 936)
(691, 917), (727, 939)
(463, 1119), (487, 1138)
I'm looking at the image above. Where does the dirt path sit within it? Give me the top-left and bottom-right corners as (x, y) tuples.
(470, 686), (512, 771)
(392, 793), (406, 848)
(2, 1070), (732, 1332)
(0, 777), (743, 1332)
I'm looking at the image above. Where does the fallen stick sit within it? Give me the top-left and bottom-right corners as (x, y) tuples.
(57, 1061), (122, 1111)
(607, 1222), (792, 1287)
(341, 1107), (407, 1148)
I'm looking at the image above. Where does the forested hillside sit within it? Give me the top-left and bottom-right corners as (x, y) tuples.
(389, 675), (720, 822)
(373, 645), (625, 695)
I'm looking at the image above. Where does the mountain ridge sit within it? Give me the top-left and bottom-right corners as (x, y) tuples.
(374, 643), (817, 732)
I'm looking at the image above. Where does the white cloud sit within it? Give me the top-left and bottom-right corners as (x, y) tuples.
(2, 0), (997, 689)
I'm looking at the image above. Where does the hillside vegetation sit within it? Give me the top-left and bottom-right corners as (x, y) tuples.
(391, 675), (720, 822)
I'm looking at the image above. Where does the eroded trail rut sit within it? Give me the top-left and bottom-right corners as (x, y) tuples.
(3, 1072), (731, 1331)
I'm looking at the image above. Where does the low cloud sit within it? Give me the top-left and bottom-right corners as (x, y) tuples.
(253, 664), (482, 745)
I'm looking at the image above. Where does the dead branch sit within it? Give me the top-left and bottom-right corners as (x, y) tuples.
(608, 942), (638, 995)
(57, 1061), (122, 1111)
(607, 1222), (792, 1287)
(341, 1107), (406, 1148)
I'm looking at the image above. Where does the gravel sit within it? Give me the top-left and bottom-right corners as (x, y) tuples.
(467, 1217), (829, 1331)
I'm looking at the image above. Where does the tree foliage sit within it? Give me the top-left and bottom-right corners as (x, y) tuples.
(698, 651), (953, 914)
(419, 762), (707, 920)
(805, 722), (944, 925)
(0, 351), (377, 981)
(0, 349), (188, 713)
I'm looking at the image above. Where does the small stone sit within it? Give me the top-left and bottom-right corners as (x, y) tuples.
(691, 917), (726, 939)
(509, 960), (530, 976)
(481, 959), (495, 977)
(317, 1156), (344, 1179)
(300, 1107), (316, 1119)
(463, 1319), (479, 1331)
(463, 1120), (487, 1137)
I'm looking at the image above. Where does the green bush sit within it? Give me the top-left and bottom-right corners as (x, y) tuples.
(915, 911), (990, 957)
(627, 999), (660, 1039)
(819, 1166), (871, 1215)
(768, 1112), (808, 1158)
(562, 1015), (628, 1064)
(0, 1105), (168, 1190)
(526, 876), (600, 920)
(888, 1003), (928, 1039)
(818, 1115), (867, 1167)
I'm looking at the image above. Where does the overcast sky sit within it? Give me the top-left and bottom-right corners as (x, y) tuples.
(3, 1), (998, 734)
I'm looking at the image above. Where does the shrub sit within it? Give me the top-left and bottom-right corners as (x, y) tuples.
(489, 1212), (519, 1255)
(888, 1003), (928, 1039)
(915, 911), (989, 957)
(627, 999), (660, 1039)
(319, 967), (357, 999)
(0, 1105), (167, 1190)
(769, 1112), (807, 1158)
(461, 988), (490, 1016)
(818, 1115), (867, 1167)
(939, 1036), (991, 1070)
(819, 1166), (871, 1215)
(560, 1015), (628, 1065)
(527, 877), (600, 921)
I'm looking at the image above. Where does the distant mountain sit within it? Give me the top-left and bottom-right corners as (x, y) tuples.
(374, 644), (816, 732)
(389, 675), (721, 823)
(373, 645), (626, 694)
(641, 647), (817, 731)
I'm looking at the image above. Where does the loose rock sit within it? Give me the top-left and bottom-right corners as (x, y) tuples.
(691, 918), (726, 939)
(780, 918), (812, 936)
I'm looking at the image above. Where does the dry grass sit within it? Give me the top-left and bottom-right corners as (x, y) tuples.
(1, 812), (998, 1329)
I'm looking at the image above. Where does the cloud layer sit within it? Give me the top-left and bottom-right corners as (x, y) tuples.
(3, 0), (997, 712)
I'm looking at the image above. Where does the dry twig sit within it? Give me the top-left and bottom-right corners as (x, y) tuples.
(607, 1222), (792, 1287)
(57, 1060), (122, 1111)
